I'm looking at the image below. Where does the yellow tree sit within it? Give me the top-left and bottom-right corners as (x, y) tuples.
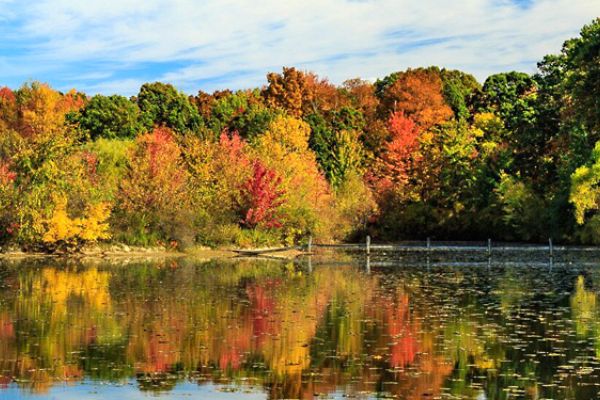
(17, 83), (85, 141)
(1, 83), (97, 244)
(253, 115), (333, 240)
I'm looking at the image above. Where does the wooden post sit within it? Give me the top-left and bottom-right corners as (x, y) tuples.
(549, 238), (553, 258)
(307, 236), (312, 253)
(366, 235), (371, 255)
(487, 238), (492, 257)
(427, 237), (431, 253)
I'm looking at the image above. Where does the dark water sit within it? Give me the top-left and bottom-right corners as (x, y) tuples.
(1, 252), (600, 399)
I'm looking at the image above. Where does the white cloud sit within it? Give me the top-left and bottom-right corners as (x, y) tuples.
(1, 0), (599, 95)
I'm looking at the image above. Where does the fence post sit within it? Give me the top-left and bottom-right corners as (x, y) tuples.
(307, 235), (312, 253)
(549, 238), (553, 258)
(488, 238), (492, 257)
(366, 235), (371, 255)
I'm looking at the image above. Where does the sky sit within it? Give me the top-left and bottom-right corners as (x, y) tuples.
(0, 0), (598, 96)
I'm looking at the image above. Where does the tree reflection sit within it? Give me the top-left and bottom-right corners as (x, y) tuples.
(1, 259), (600, 399)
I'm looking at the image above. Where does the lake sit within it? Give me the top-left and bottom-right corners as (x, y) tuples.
(1, 250), (600, 399)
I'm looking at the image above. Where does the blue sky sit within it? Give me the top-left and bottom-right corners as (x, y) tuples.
(0, 0), (598, 96)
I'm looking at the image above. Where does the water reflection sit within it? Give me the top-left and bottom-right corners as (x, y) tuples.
(1, 256), (600, 399)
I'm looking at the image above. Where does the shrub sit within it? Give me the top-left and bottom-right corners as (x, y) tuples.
(41, 197), (110, 252)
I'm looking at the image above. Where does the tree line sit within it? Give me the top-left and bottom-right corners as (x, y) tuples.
(1, 18), (600, 250)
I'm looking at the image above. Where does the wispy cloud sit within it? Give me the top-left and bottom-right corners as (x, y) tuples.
(1, 0), (598, 95)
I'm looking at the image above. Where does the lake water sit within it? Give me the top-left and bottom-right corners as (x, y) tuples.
(2, 250), (600, 399)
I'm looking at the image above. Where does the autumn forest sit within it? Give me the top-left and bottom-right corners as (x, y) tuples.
(2, 18), (600, 251)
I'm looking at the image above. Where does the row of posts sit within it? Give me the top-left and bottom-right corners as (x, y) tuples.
(307, 236), (555, 257)
(306, 236), (555, 274)
(425, 237), (554, 257)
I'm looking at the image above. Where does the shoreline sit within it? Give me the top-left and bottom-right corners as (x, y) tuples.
(5, 240), (598, 262)
(0, 244), (307, 261)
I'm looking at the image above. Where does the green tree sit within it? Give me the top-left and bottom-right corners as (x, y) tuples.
(493, 172), (545, 241)
(440, 69), (480, 121)
(561, 18), (600, 140)
(137, 82), (203, 134)
(208, 90), (276, 140)
(535, 18), (600, 170)
(329, 106), (366, 132)
(306, 112), (365, 189)
(475, 72), (537, 131)
(78, 95), (143, 140)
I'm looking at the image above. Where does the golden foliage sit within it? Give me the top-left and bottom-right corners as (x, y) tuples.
(263, 67), (313, 117)
(18, 82), (84, 141)
(79, 202), (111, 241)
(254, 115), (333, 240)
(259, 114), (311, 153)
(42, 196), (111, 246)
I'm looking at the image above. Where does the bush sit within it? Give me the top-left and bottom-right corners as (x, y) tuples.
(40, 197), (111, 252)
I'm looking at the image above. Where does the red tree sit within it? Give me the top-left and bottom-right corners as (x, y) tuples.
(0, 87), (15, 103)
(373, 112), (421, 191)
(387, 111), (420, 157)
(240, 160), (286, 229)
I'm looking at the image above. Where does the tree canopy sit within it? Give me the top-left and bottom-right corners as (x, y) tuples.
(2, 18), (600, 249)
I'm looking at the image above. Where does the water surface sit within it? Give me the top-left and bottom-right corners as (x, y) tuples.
(1, 251), (600, 399)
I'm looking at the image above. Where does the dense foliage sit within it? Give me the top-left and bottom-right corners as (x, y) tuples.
(2, 19), (600, 249)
